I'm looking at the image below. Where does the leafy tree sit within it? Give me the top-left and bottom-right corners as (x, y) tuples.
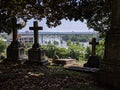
(48, 40), (51, 44)
(67, 40), (72, 46)
(85, 46), (91, 59)
(42, 44), (57, 58)
(68, 44), (86, 60)
(25, 42), (32, 48)
(96, 38), (105, 59)
(75, 41), (80, 45)
(42, 44), (86, 60)
(62, 34), (98, 42)
(0, 39), (6, 55)
(56, 47), (69, 58)
(53, 41), (59, 45)
(0, 0), (112, 35)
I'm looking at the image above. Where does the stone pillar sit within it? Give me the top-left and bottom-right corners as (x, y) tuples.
(84, 38), (100, 68)
(6, 17), (24, 61)
(27, 21), (50, 65)
(98, 0), (120, 88)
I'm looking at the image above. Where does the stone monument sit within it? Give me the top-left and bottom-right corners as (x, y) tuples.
(84, 38), (100, 68)
(52, 51), (75, 66)
(98, 0), (120, 88)
(6, 17), (24, 61)
(27, 21), (49, 65)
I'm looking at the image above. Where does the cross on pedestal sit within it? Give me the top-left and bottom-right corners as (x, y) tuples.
(6, 17), (25, 61)
(29, 21), (43, 48)
(28, 21), (50, 65)
(89, 38), (99, 56)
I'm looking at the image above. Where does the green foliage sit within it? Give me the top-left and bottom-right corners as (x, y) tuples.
(67, 40), (72, 46)
(24, 42), (33, 55)
(42, 44), (86, 60)
(25, 42), (32, 48)
(62, 34), (97, 42)
(68, 44), (86, 60)
(85, 46), (91, 60)
(0, 39), (6, 54)
(56, 47), (69, 58)
(0, 0), (112, 34)
(96, 39), (105, 59)
(42, 44), (57, 58)
(53, 41), (59, 45)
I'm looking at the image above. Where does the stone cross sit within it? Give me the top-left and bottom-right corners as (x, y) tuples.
(12, 17), (19, 42)
(89, 38), (99, 56)
(29, 21), (43, 48)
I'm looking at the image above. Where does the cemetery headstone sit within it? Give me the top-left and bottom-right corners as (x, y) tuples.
(84, 38), (100, 68)
(27, 21), (50, 65)
(6, 17), (24, 61)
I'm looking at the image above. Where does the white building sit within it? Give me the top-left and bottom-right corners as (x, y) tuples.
(6, 31), (96, 48)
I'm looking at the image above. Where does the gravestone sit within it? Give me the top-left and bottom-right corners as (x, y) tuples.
(6, 17), (24, 61)
(27, 21), (49, 65)
(98, 0), (120, 88)
(84, 38), (100, 68)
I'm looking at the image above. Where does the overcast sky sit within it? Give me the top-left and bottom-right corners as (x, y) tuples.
(20, 18), (94, 32)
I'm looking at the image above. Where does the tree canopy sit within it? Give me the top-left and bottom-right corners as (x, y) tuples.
(0, 0), (112, 34)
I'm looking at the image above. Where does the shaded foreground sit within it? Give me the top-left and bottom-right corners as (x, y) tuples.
(0, 61), (114, 90)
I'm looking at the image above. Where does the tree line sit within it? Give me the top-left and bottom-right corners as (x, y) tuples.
(42, 38), (105, 61)
(62, 34), (98, 42)
(0, 38), (104, 61)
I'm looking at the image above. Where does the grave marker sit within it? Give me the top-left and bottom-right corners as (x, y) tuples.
(89, 38), (99, 56)
(27, 21), (49, 65)
(29, 21), (43, 48)
(6, 17), (25, 61)
(84, 38), (100, 68)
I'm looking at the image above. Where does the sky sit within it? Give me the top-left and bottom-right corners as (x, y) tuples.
(20, 18), (94, 32)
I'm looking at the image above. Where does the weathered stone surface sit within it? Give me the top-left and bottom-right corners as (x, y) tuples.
(27, 21), (49, 65)
(98, 0), (120, 88)
(5, 17), (25, 61)
(89, 38), (99, 56)
(27, 48), (49, 65)
(84, 56), (100, 68)
(84, 38), (100, 68)
(7, 46), (24, 60)
(53, 59), (75, 66)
